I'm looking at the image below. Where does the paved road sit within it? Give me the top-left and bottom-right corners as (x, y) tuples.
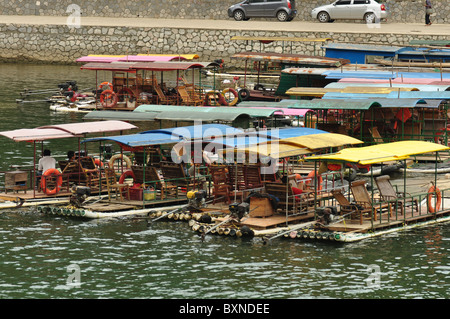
(1, 15), (450, 36)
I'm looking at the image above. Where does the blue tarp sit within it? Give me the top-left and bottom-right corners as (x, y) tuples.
(83, 124), (243, 147)
(141, 124), (243, 139)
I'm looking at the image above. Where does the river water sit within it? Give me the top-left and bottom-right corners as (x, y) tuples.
(0, 63), (449, 300)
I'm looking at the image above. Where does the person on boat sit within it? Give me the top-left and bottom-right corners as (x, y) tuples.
(36, 149), (56, 187)
(425, 0), (432, 26)
(67, 150), (75, 161)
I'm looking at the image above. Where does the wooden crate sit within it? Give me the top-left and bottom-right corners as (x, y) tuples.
(5, 170), (27, 193)
(249, 197), (274, 218)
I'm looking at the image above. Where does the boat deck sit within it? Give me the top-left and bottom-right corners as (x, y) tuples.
(323, 203), (450, 234)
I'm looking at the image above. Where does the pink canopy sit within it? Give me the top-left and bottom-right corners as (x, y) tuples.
(0, 121), (137, 142)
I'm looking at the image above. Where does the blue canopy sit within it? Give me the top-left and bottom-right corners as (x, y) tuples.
(83, 124), (244, 148)
(141, 124), (243, 139)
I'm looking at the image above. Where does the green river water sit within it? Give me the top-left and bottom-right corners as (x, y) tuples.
(0, 63), (449, 301)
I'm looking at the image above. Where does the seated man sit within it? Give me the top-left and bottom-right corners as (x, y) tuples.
(37, 149), (57, 187)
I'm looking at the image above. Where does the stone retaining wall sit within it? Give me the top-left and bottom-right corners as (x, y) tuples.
(0, 22), (448, 65)
(0, 0), (448, 24)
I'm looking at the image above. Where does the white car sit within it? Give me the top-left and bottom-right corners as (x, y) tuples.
(311, 0), (388, 23)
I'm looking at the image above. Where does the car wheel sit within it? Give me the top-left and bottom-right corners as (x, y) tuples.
(364, 12), (376, 24)
(276, 10), (288, 22)
(317, 11), (330, 23)
(233, 10), (245, 21)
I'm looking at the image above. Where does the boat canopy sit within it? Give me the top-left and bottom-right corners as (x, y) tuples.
(285, 86), (418, 97)
(306, 141), (449, 165)
(134, 104), (279, 118)
(231, 51), (349, 67)
(324, 70), (450, 80)
(76, 55), (188, 63)
(83, 124), (244, 148)
(80, 61), (218, 72)
(221, 129), (362, 159)
(325, 82), (450, 92)
(76, 54), (199, 63)
(0, 121), (137, 142)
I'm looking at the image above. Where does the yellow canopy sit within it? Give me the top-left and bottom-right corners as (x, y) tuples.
(223, 133), (362, 159)
(278, 133), (362, 150)
(306, 141), (449, 165)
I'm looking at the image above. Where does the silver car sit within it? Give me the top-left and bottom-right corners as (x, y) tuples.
(228, 0), (297, 22)
(311, 0), (388, 23)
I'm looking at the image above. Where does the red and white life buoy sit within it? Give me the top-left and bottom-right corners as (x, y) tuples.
(119, 170), (135, 185)
(40, 168), (63, 196)
(100, 89), (118, 108)
(427, 185), (442, 213)
(222, 88), (239, 106)
(99, 82), (113, 91)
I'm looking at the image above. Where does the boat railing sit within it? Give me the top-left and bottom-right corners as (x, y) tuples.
(368, 187), (450, 225)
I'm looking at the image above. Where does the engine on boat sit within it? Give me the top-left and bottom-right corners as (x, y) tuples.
(315, 206), (338, 225)
(186, 190), (207, 211)
(69, 185), (91, 208)
(229, 202), (250, 220)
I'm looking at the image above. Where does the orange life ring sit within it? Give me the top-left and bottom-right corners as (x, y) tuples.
(119, 170), (135, 185)
(305, 170), (323, 190)
(100, 89), (118, 108)
(99, 82), (113, 91)
(427, 185), (442, 213)
(40, 168), (63, 196)
(94, 158), (104, 168)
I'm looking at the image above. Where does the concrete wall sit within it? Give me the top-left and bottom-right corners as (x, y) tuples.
(0, 0), (448, 24)
(0, 21), (449, 64)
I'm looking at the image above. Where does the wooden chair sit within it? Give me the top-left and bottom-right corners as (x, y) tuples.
(375, 175), (418, 215)
(228, 165), (246, 191)
(369, 126), (384, 144)
(209, 165), (231, 204)
(105, 168), (130, 201)
(331, 188), (372, 224)
(176, 85), (203, 106)
(350, 180), (391, 223)
(154, 84), (176, 105)
(160, 161), (202, 193)
(264, 182), (313, 215)
(244, 165), (263, 189)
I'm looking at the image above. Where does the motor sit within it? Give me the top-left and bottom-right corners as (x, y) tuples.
(315, 206), (338, 225)
(229, 202), (250, 220)
(186, 190), (207, 211)
(69, 185), (91, 208)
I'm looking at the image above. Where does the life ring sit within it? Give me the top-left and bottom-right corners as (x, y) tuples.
(108, 154), (132, 169)
(94, 158), (104, 168)
(305, 170), (323, 190)
(100, 89), (118, 108)
(222, 88), (239, 106)
(203, 91), (228, 106)
(99, 82), (113, 91)
(427, 185), (442, 213)
(40, 168), (63, 196)
(119, 170), (135, 184)
(238, 88), (250, 101)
